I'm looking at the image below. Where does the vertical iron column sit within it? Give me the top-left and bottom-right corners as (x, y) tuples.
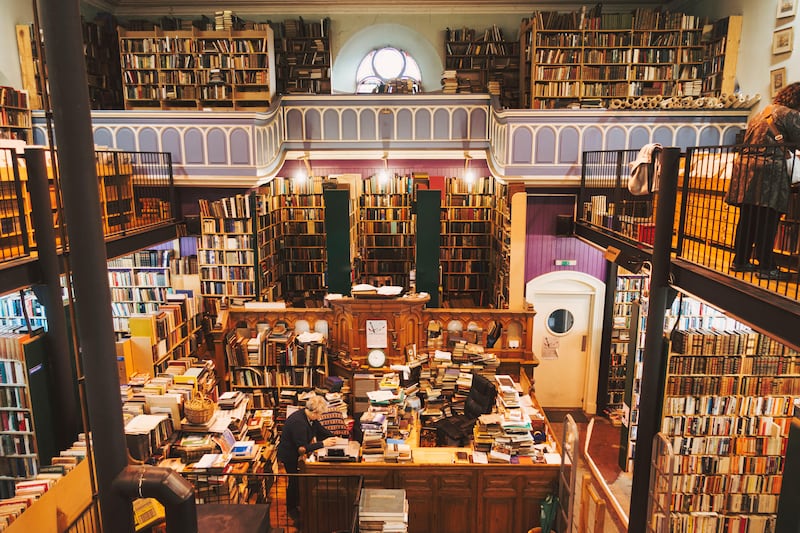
(628, 147), (681, 533)
(37, 1), (134, 530)
(25, 147), (81, 451)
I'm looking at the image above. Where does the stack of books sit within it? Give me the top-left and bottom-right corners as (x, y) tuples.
(358, 488), (409, 533)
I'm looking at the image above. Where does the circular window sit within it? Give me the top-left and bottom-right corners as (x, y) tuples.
(356, 47), (422, 94)
(546, 309), (574, 335)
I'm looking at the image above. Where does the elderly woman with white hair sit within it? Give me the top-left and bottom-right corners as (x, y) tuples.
(276, 394), (337, 526)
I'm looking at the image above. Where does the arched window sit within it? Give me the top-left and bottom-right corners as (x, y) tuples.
(356, 46), (422, 94)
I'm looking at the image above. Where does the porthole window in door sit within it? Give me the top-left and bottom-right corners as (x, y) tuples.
(546, 308), (574, 335)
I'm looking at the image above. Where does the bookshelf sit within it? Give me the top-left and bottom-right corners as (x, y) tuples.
(257, 177), (328, 306)
(440, 177), (494, 307)
(519, 8), (727, 109)
(0, 331), (39, 499)
(96, 151), (135, 234)
(0, 88), (31, 144)
(644, 296), (796, 529)
(118, 26), (276, 110)
(83, 14), (123, 109)
(701, 16), (742, 97)
(444, 25), (520, 108)
(619, 297), (647, 472)
(108, 250), (173, 337)
(198, 194), (257, 315)
(358, 174), (415, 289)
(226, 324), (328, 411)
(607, 273), (647, 416)
(0, 290), (47, 331)
(273, 18), (332, 95)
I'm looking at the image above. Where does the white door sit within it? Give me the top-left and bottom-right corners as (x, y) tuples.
(531, 292), (592, 408)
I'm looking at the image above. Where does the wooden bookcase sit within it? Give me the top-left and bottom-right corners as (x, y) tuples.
(358, 174), (415, 289)
(83, 14), (124, 109)
(440, 177), (494, 307)
(701, 16), (742, 96)
(273, 18), (332, 95)
(257, 177), (327, 306)
(95, 151), (135, 234)
(661, 325), (796, 530)
(222, 313), (330, 409)
(198, 194), (257, 314)
(0, 88), (31, 144)
(108, 250), (173, 337)
(118, 26), (276, 110)
(444, 25), (520, 108)
(0, 331), (39, 499)
(619, 298), (647, 472)
(519, 8), (731, 109)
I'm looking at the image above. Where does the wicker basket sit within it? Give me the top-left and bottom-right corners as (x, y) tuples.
(185, 396), (215, 425)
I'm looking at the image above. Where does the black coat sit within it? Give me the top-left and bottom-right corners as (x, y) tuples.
(276, 409), (333, 469)
(726, 104), (800, 214)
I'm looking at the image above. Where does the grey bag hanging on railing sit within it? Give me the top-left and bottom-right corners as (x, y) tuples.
(628, 143), (663, 195)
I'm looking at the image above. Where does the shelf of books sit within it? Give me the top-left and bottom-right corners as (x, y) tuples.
(0, 290), (46, 332)
(700, 16), (742, 97)
(108, 250), (174, 336)
(358, 174), (415, 288)
(273, 18), (332, 95)
(607, 273), (647, 417)
(656, 296), (797, 530)
(444, 25), (520, 107)
(271, 177), (327, 306)
(118, 25), (276, 110)
(490, 180), (516, 309)
(520, 7), (721, 109)
(127, 290), (201, 378)
(0, 330), (39, 500)
(618, 297), (647, 472)
(226, 323), (327, 415)
(198, 194), (257, 317)
(440, 176), (494, 307)
(0, 88), (31, 144)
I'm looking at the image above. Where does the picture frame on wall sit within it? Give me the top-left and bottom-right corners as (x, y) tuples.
(771, 67), (787, 97)
(777, 0), (797, 18)
(773, 27), (794, 54)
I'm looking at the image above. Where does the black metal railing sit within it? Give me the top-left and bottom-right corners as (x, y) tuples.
(579, 146), (800, 301)
(678, 144), (800, 299)
(0, 148), (31, 264)
(180, 471), (362, 533)
(580, 149), (658, 248)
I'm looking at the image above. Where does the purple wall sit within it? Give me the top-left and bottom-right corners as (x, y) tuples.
(525, 194), (605, 283)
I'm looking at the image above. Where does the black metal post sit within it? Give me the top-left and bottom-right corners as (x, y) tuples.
(36, 0), (134, 530)
(25, 147), (81, 451)
(628, 147), (681, 533)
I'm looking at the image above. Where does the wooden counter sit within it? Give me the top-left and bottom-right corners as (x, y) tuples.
(301, 389), (560, 533)
(302, 450), (559, 533)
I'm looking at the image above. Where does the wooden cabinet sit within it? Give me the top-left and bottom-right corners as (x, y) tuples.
(302, 463), (558, 533)
(118, 26), (276, 110)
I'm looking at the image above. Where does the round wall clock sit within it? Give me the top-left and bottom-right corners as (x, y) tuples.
(367, 349), (387, 368)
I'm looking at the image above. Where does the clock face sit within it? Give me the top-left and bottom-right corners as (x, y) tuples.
(367, 349), (386, 368)
(365, 319), (388, 348)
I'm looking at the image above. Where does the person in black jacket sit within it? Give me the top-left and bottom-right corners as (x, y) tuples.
(277, 395), (336, 524)
(726, 82), (800, 280)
